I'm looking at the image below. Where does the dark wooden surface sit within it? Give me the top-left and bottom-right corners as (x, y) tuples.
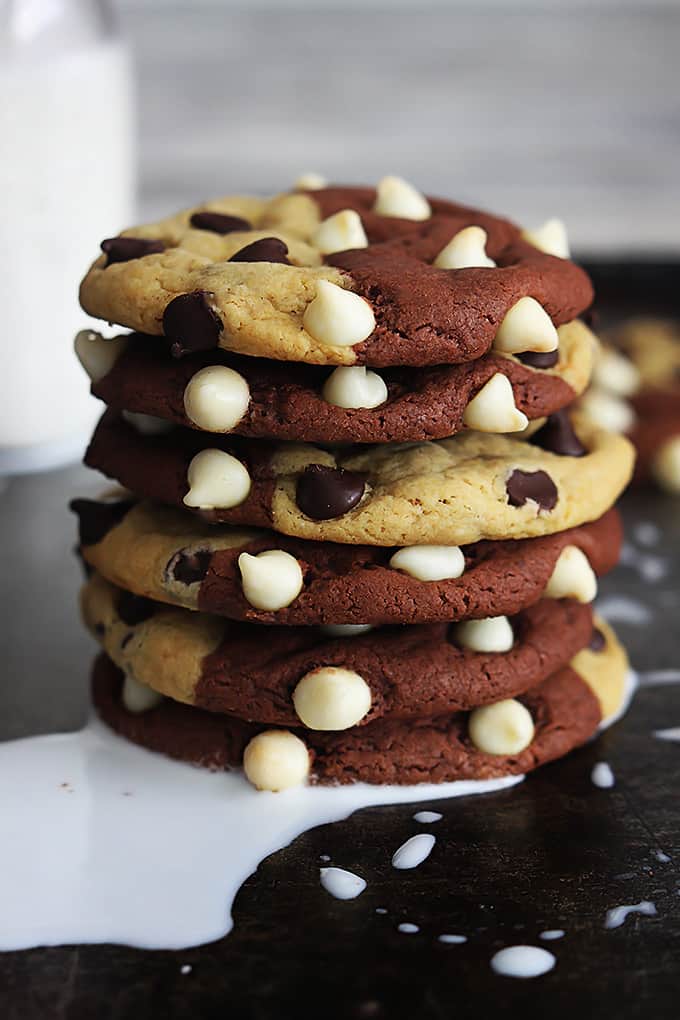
(0, 263), (679, 1018)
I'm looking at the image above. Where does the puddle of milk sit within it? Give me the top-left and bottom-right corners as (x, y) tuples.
(0, 717), (521, 951)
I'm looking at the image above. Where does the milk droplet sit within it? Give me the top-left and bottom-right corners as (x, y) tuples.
(439, 933), (467, 944)
(654, 727), (680, 742)
(539, 929), (565, 941)
(392, 833), (436, 870)
(604, 901), (657, 930)
(320, 867), (366, 901)
(591, 762), (615, 788)
(595, 595), (652, 624)
(633, 522), (661, 547)
(491, 946), (556, 978)
(412, 811), (443, 823)
(398, 922), (420, 934)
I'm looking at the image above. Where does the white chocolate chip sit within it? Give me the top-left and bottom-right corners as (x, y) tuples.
(183, 449), (251, 510)
(238, 550), (303, 611)
(434, 226), (496, 269)
(493, 297), (559, 355)
(74, 329), (128, 382)
(462, 373), (529, 433)
(592, 348), (640, 398)
(122, 673), (163, 714)
(544, 545), (597, 603)
(292, 667), (372, 731)
(453, 616), (514, 653)
(313, 210), (368, 255)
(319, 624), (374, 637)
(295, 172), (327, 190)
(373, 176), (431, 221)
(243, 730), (310, 791)
(389, 545), (465, 582)
(122, 410), (175, 436)
(521, 218), (570, 259)
(651, 436), (680, 493)
(579, 389), (635, 433)
(303, 280), (375, 347)
(468, 699), (535, 755)
(322, 366), (388, 409)
(183, 365), (251, 432)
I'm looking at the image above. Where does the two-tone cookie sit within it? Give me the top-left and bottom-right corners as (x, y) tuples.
(581, 319), (680, 492)
(79, 183), (593, 368)
(90, 616), (628, 787)
(84, 409), (634, 545)
(72, 498), (620, 626)
(81, 572), (594, 729)
(77, 320), (593, 444)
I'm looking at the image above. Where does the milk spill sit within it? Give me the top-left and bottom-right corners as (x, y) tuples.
(0, 718), (520, 950)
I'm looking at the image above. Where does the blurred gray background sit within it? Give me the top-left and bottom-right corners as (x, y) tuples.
(117, 0), (680, 252)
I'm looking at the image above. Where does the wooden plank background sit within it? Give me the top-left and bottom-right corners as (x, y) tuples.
(117, 2), (680, 252)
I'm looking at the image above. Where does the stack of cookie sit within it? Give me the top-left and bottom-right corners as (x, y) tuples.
(72, 177), (635, 791)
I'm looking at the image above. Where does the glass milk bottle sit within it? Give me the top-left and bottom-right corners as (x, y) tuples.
(0, 0), (134, 473)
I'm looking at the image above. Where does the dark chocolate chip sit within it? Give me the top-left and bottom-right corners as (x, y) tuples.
(506, 469), (558, 511)
(189, 211), (252, 234)
(516, 349), (559, 369)
(101, 236), (165, 266)
(163, 290), (223, 358)
(169, 549), (212, 585)
(117, 591), (156, 626)
(531, 410), (587, 457)
(589, 627), (606, 652)
(70, 498), (135, 547)
(296, 464), (368, 520)
(94, 622), (105, 638)
(229, 238), (290, 264)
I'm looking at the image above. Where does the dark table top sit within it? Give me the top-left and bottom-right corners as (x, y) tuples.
(1, 261), (679, 1019)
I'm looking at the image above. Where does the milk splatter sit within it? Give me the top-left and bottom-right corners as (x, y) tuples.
(320, 867), (366, 901)
(595, 595), (651, 624)
(591, 762), (615, 788)
(490, 946), (556, 978)
(604, 901), (657, 929)
(412, 811), (443, 824)
(654, 728), (680, 742)
(392, 833), (436, 870)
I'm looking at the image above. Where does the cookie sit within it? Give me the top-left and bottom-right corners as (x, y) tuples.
(581, 319), (680, 491)
(604, 317), (680, 390)
(83, 320), (593, 444)
(73, 498), (621, 626)
(81, 571), (594, 729)
(84, 409), (634, 546)
(79, 183), (593, 368)
(91, 643), (617, 785)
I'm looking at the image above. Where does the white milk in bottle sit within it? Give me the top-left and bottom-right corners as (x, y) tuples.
(0, 0), (134, 473)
